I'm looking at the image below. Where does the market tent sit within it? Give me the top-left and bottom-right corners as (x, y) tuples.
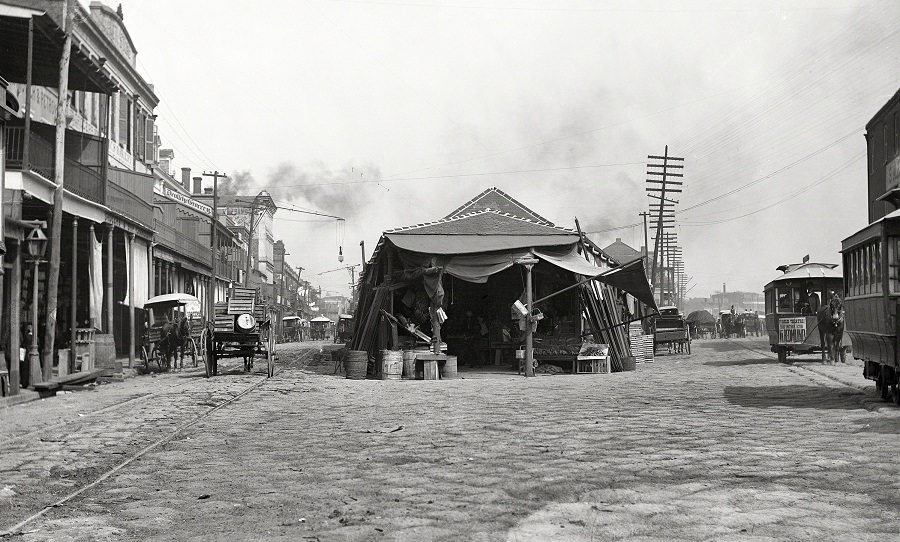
(686, 310), (716, 326)
(352, 187), (657, 367)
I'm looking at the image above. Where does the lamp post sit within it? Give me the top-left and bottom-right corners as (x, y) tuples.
(24, 223), (48, 385)
(516, 257), (539, 378)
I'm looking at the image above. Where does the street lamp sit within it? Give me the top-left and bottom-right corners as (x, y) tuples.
(24, 224), (48, 385)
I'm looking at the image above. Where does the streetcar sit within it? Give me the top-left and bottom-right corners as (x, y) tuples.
(763, 261), (848, 363)
(841, 208), (900, 403)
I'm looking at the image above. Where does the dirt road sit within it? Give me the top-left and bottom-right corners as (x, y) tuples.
(1, 338), (898, 541)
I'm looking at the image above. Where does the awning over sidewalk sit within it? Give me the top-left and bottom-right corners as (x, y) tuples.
(0, 6), (118, 94)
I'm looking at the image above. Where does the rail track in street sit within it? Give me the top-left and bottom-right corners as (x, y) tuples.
(721, 337), (888, 410)
(0, 346), (320, 538)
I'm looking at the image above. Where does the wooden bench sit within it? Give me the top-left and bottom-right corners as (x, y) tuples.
(415, 353), (445, 380)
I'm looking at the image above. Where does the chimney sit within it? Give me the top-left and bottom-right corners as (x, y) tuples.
(180, 167), (191, 191)
(615, 237), (621, 242)
(193, 176), (202, 194)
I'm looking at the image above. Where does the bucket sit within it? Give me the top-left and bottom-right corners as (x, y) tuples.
(440, 355), (458, 379)
(381, 350), (403, 380)
(344, 350), (368, 380)
(402, 350), (417, 379)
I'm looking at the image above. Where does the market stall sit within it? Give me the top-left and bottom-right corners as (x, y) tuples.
(349, 188), (657, 378)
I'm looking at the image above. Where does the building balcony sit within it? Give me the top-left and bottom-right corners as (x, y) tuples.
(154, 219), (212, 269)
(107, 166), (154, 228)
(5, 122), (106, 206)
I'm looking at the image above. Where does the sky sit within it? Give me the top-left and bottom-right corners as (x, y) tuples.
(111, 0), (900, 299)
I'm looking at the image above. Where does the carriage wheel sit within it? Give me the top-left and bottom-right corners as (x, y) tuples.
(267, 325), (276, 378)
(204, 330), (215, 378)
(140, 346), (151, 372)
(187, 337), (198, 368)
(197, 329), (207, 368)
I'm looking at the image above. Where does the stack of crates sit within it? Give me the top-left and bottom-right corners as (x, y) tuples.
(628, 322), (654, 364)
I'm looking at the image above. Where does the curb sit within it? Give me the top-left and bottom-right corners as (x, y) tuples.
(0, 389), (42, 409)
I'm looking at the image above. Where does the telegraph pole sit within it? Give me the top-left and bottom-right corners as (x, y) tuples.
(639, 211), (649, 274)
(42, 0), (76, 381)
(646, 146), (684, 306)
(202, 171), (225, 321)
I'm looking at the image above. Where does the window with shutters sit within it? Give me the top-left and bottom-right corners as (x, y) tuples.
(145, 116), (155, 163)
(118, 94), (128, 146)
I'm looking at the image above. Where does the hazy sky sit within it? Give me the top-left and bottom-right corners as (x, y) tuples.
(114, 0), (900, 299)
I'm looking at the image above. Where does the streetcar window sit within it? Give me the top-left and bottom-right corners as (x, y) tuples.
(776, 288), (793, 313)
(863, 246), (869, 294)
(875, 243), (882, 293)
(891, 237), (900, 294)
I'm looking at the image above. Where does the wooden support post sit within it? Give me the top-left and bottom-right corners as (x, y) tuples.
(42, 0), (76, 381)
(105, 225), (113, 334)
(128, 232), (135, 368)
(70, 218), (77, 369)
(8, 242), (21, 394)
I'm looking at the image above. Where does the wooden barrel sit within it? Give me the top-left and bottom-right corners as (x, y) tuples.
(440, 355), (458, 379)
(344, 350), (368, 380)
(402, 350), (417, 379)
(381, 350), (403, 380)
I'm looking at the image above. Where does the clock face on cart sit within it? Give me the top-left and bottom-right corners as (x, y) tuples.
(236, 313), (256, 331)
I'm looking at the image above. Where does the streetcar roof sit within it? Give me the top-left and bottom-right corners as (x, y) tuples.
(764, 262), (842, 290)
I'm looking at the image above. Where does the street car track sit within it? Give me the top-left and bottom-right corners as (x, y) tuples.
(0, 347), (317, 538)
(723, 338), (878, 399)
(2, 378), (195, 447)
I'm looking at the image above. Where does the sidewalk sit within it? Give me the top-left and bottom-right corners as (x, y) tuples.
(0, 357), (140, 410)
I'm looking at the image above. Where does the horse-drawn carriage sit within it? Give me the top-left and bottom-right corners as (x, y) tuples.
(206, 286), (276, 377)
(652, 306), (691, 354)
(334, 314), (354, 344)
(141, 293), (206, 372)
(686, 310), (717, 339)
(281, 315), (305, 343)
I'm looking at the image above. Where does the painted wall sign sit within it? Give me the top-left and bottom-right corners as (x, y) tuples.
(153, 184), (212, 216)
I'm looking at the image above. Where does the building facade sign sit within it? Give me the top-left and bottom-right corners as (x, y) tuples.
(887, 154), (900, 191)
(154, 184), (212, 216)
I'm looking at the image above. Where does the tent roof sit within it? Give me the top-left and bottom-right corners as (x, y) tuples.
(310, 316), (332, 322)
(385, 209), (578, 254)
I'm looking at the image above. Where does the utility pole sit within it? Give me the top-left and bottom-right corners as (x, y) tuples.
(42, 0), (76, 381)
(202, 171), (225, 322)
(639, 211), (649, 277)
(646, 146), (684, 306)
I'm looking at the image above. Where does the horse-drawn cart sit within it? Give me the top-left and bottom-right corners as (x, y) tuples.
(206, 286), (276, 377)
(652, 306), (691, 354)
(141, 293), (206, 372)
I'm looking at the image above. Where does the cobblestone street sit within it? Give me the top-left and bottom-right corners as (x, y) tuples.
(2, 338), (899, 541)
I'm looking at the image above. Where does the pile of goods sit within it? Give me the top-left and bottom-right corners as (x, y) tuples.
(532, 336), (582, 357)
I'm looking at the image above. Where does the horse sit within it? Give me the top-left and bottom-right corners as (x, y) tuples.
(160, 315), (192, 370)
(817, 296), (845, 364)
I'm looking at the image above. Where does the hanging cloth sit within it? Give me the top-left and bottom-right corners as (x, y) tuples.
(89, 228), (103, 328)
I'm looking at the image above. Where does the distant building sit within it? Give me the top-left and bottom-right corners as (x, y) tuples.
(601, 238), (644, 265)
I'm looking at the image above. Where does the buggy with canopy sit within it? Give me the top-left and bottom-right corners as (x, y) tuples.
(141, 293), (206, 371)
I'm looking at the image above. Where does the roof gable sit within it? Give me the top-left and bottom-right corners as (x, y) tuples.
(387, 209), (574, 236)
(444, 187), (553, 225)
